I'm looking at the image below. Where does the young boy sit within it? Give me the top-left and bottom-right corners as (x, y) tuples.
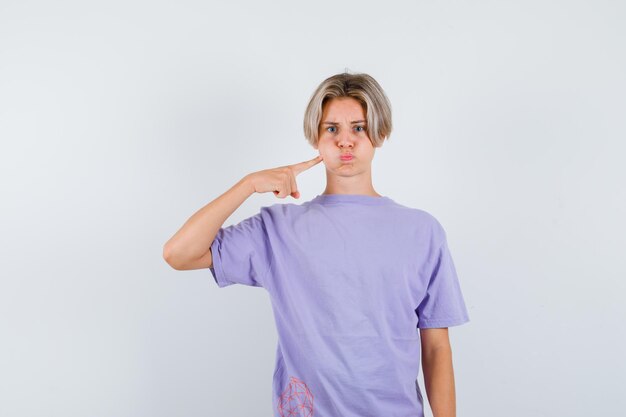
(164, 72), (470, 417)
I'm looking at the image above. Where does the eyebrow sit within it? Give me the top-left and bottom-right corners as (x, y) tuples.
(321, 120), (366, 125)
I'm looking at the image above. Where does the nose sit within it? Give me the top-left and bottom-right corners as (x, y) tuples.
(338, 133), (354, 149)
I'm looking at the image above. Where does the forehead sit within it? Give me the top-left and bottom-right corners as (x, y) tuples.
(321, 97), (365, 118)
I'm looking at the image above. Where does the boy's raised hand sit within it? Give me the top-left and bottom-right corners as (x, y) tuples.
(247, 155), (324, 199)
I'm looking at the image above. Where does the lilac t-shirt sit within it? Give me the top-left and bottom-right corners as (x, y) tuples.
(209, 193), (470, 417)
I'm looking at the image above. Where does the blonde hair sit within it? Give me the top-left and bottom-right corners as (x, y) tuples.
(303, 71), (392, 148)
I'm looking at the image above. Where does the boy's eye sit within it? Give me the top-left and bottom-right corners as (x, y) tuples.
(326, 126), (366, 133)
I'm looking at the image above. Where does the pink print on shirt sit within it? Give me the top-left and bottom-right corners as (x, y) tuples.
(277, 376), (314, 417)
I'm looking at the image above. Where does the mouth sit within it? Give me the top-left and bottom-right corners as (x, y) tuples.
(339, 154), (354, 161)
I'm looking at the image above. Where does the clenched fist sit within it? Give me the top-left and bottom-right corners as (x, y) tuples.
(246, 155), (324, 199)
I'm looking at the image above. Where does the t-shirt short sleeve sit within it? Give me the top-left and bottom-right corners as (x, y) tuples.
(209, 210), (273, 288)
(416, 227), (470, 329)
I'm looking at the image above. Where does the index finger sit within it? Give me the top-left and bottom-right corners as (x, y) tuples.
(290, 155), (323, 176)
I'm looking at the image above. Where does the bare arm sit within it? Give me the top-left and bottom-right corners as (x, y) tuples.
(420, 328), (457, 417)
(162, 155), (323, 271)
(163, 175), (255, 270)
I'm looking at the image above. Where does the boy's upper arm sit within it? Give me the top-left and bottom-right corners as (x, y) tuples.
(420, 327), (450, 352)
(209, 210), (273, 288)
(168, 247), (214, 271)
(415, 218), (470, 329)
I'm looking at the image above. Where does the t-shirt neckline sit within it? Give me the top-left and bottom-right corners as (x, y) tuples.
(310, 193), (394, 206)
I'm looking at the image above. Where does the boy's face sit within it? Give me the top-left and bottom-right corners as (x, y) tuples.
(314, 97), (376, 176)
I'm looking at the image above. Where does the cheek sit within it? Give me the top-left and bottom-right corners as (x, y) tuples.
(317, 138), (332, 152)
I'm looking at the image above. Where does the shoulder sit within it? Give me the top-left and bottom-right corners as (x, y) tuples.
(389, 200), (443, 227)
(255, 201), (309, 224)
(260, 200), (307, 215)
(389, 202), (448, 244)
(415, 208), (446, 235)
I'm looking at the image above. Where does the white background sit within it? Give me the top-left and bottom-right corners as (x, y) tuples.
(1, 1), (625, 416)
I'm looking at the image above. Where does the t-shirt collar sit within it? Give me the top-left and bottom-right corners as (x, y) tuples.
(310, 193), (394, 206)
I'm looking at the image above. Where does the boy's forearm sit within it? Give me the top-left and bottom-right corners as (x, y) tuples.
(163, 175), (255, 267)
(422, 346), (457, 417)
